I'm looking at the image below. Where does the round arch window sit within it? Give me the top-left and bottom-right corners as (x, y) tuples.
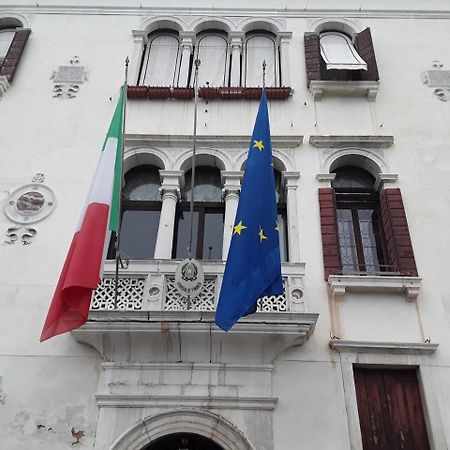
(143, 432), (224, 450)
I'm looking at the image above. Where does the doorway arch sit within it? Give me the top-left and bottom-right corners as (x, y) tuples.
(111, 409), (253, 450)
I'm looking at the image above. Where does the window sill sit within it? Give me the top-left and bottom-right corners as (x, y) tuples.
(309, 80), (379, 101)
(329, 339), (438, 355)
(328, 274), (422, 301)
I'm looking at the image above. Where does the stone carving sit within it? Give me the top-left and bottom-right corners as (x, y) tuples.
(91, 277), (145, 310)
(5, 225), (37, 245)
(51, 56), (88, 99)
(4, 183), (55, 224)
(422, 61), (450, 101)
(31, 173), (45, 183)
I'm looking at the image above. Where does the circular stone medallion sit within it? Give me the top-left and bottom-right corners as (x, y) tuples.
(174, 259), (205, 299)
(4, 184), (56, 224)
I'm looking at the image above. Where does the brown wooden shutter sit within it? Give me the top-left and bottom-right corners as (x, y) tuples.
(319, 188), (341, 280)
(304, 32), (321, 88)
(379, 188), (418, 276)
(354, 368), (430, 450)
(354, 27), (379, 81)
(0, 28), (31, 82)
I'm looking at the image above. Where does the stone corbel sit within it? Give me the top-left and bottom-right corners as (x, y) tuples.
(316, 173), (336, 187)
(374, 173), (399, 191)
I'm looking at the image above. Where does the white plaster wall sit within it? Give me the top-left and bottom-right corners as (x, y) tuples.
(1, 2), (450, 449)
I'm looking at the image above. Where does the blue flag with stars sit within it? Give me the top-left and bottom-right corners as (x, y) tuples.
(215, 89), (283, 331)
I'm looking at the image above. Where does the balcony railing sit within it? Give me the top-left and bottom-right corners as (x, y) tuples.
(91, 260), (307, 314)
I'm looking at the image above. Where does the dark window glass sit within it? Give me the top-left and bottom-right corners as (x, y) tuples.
(108, 165), (162, 260)
(174, 166), (224, 260)
(333, 167), (386, 273)
(119, 210), (160, 259)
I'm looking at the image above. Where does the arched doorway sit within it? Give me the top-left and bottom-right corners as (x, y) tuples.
(143, 432), (224, 450)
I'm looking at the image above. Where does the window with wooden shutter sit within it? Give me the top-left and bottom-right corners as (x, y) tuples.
(319, 172), (418, 279)
(304, 32), (321, 87)
(379, 188), (418, 276)
(354, 367), (430, 450)
(354, 27), (379, 81)
(0, 28), (31, 82)
(304, 27), (379, 85)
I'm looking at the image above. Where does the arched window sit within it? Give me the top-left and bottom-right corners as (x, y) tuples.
(0, 19), (30, 82)
(274, 170), (288, 262)
(143, 432), (224, 450)
(245, 33), (278, 87)
(109, 165), (162, 260)
(0, 28), (15, 65)
(194, 32), (228, 87)
(332, 166), (386, 273)
(139, 31), (180, 86)
(173, 166), (224, 260)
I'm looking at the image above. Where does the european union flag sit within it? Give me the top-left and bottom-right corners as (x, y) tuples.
(215, 90), (283, 331)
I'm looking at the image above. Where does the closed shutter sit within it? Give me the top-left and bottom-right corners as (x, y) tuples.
(319, 188), (341, 280)
(0, 28), (31, 82)
(354, 368), (430, 450)
(379, 188), (418, 276)
(304, 32), (321, 87)
(354, 27), (379, 81)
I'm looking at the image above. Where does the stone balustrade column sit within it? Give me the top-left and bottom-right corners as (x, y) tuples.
(221, 171), (244, 259)
(131, 30), (148, 85)
(154, 170), (184, 259)
(278, 32), (292, 87)
(177, 33), (194, 87)
(229, 32), (244, 87)
(282, 171), (301, 262)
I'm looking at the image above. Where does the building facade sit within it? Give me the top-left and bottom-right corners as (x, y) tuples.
(1, 1), (450, 448)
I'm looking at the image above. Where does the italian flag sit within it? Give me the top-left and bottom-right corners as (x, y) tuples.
(40, 88), (124, 341)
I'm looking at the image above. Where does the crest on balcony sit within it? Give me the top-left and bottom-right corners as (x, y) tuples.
(422, 61), (450, 101)
(175, 259), (205, 300)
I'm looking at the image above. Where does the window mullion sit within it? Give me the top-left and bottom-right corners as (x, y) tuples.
(352, 207), (366, 271)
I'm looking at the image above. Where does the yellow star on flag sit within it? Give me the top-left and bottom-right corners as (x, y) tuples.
(258, 227), (267, 242)
(233, 220), (247, 235)
(253, 140), (265, 151)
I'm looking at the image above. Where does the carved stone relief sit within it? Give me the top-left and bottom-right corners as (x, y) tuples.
(51, 56), (88, 99)
(3, 174), (56, 245)
(422, 61), (450, 101)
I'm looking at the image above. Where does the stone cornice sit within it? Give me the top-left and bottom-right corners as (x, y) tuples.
(329, 340), (439, 355)
(2, 6), (450, 20)
(309, 135), (394, 149)
(126, 134), (303, 148)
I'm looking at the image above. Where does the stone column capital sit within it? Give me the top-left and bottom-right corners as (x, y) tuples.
(132, 29), (148, 44)
(282, 171), (301, 188)
(159, 170), (184, 200)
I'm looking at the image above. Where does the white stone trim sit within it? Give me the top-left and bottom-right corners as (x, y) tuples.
(330, 340), (439, 354)
(126, 134), (303, 148)
(96, 394), (278, 410)
(374, 173), (399, 190)
(339, 355), (447, 450)
(328, 274), (422, 301)
(0, 75), (10, 99)
(309, 80), (379, 101)
(111, 409), (254, 450)
(309, 135), (394, 149)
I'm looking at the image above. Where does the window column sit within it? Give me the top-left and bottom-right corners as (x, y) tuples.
(282, 171), (301, 262)
(154, 170), (184, 259)
(131, 30), (148, 85)
(221, 171), (243, 259)
(278, 32), (292, 87)
(229, 32), (243, 87)
(177, 32), (194, 87)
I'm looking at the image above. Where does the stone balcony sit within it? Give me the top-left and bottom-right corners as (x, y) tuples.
(73, 260), (319, 364)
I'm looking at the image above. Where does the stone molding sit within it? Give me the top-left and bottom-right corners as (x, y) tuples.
(309, 135), (394, 149)
(0, 75), (10, 99)
(96, 394), (278, 410)
(111, 409), (254, 450)
(329, 340), (439, 355)
(4, 6), (450, 20)
(309, 80), (380, 101)
(328, 275), (422, 302)
(126, 134), (303, 148)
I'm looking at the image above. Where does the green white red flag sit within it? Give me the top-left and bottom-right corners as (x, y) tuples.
(40, 88), (124, 341)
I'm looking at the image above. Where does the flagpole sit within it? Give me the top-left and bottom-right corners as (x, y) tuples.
(187, 58), (201, 260)
(114, 56), (129, 309)
(262, 59), (266, 89)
